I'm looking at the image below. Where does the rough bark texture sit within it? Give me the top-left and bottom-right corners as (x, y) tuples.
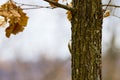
(71, 0), (103, 80)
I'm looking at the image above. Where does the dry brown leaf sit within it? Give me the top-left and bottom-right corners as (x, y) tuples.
(5, 20), (24, 37)
(0, 16), (6, 27)
(0, 1), (28, 38)
(5, 24), (15, 38)
(12, 23), (24, 34)
(103, 10), (110, 18)
(66, 10), (72, 21)
(17, 7), (28, 26)
(10, 10), (21, 17)
(0, 11), (12, 18)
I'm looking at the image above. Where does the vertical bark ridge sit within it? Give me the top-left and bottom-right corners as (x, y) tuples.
(71, 0), (102, 80)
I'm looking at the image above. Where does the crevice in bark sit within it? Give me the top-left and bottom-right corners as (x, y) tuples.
(71, 0), (103, 80)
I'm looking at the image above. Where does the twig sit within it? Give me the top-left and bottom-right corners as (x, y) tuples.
(44, 0), (74, 11)
(14, 1), (74, 11)
(13, 1), (55, 10)
(103, 4), (120, 8)
(14, 1), (43, 7)
(104, 0), (111, 11)
(22, 7), (54, 10)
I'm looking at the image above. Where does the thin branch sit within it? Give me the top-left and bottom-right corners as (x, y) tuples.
(13, 1), (55, 10)
(105, 0), (111, 11)
(44, 0), (74, 11)
(14, 1), (74, 11)
(103, 4), (120, 8)
(14, 1), (43, 7)
(22, 7), (54, 10)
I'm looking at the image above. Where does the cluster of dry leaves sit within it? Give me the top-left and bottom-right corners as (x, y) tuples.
(0, 1), (28, 38)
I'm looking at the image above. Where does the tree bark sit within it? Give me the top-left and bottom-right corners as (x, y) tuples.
(71, 0), (103, 80)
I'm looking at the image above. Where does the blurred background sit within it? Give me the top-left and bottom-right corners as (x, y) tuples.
(0, 0), (120, 80)
(102, 0), (120, 80)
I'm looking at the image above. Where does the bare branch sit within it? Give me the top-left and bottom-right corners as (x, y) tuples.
(103, 4), (120, 8)
(22, 7), (54, 10)
(13, 1), (54, 10)
(14, 1), (43, 7)
(13, 1), (74, 11)
(44, 0), (74, 11)
(105, 0), (111, 10)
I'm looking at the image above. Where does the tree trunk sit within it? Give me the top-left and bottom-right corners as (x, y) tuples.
(71, 0), (103, 80)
